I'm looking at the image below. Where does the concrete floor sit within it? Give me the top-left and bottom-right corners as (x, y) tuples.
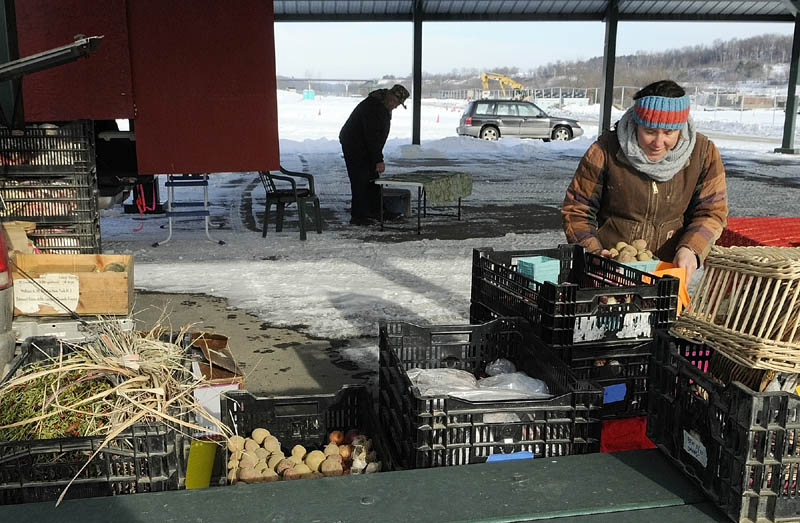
(132, 290), (368, 396)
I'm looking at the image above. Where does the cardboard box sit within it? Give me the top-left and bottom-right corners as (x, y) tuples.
(11, 254), (134, 316)
(190, 332), (244, 385)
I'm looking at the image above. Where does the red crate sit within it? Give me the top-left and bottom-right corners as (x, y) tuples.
(717, 217), (800, 247)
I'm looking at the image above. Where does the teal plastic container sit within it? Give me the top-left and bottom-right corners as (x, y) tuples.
(517, 256), (559, 284)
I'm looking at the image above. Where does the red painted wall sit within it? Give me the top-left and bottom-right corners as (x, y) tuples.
(126, 1), (280, 174)
(16, 0), (280, 174)
(16, 0), (135, 120)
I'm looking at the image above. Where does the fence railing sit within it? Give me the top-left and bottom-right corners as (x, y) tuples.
(432, 86), (793, 112)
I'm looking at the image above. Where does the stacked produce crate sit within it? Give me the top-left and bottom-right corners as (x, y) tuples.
(648, 246), (800, 522)
(0, 121), (101, 253)
(378, 317), (602, 469)
(470, 244), (679, 419)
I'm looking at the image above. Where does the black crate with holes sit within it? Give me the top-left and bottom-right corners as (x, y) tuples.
(0, 120), (100, 253)
(0, 337), (185, 505)
(647, 331), (800, 522)
(378, 318), (602, 469)
(470, 244), (678, 348)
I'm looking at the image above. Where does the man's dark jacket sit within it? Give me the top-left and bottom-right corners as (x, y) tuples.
(339, 90), (392, 165)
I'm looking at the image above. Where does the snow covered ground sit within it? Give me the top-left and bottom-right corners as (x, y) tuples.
(101, 91), (800, 369)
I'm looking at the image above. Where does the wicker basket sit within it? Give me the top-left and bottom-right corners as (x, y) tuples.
(672, 246), (800, 372)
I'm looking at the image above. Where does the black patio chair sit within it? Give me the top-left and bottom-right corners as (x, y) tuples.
(259, 167), (322, 241)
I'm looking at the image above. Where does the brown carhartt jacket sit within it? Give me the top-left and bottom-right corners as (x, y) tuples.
(562, 130), (728, 263)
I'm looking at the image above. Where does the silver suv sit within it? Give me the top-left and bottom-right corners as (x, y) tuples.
(457, 100), (584, 141)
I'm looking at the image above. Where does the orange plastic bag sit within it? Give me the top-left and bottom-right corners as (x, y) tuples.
(653, 261), (690, 314)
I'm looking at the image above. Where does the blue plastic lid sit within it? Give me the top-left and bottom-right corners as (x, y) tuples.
(486, 451), (534, 463)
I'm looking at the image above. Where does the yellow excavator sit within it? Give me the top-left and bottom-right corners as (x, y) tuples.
(480, 72), (529, 100)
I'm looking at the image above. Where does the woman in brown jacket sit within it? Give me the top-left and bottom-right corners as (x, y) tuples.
(562, 80), (728, 280)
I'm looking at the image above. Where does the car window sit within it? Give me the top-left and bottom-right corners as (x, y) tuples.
(517, 104), (542, 117)
(473, 102), (495, 115)
(496, 103), (517, 116)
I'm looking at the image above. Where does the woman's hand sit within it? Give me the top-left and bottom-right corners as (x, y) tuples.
(673, 246), (698, 280)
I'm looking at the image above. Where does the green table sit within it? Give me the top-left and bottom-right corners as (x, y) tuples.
(375, 171), (473, 234)
(3, 450), (728, 523)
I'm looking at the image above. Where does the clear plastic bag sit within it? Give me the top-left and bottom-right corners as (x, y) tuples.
(406, 368), (478, 397)
(485, 358), (516, 376)
(478, 372), (550, 396)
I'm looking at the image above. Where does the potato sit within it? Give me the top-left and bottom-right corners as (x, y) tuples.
(227, 435), (245, 453)
(608, 248), (619, 258)
(239, 451), (259, 469)
(637, 250), (653, 261)
(620, 245), (638, 256)
(244, 438), (260, 452)
(323, 442), (340, 456)
(632, 239), (648, 251)
(254, 447), (270, 460)
(268, 453), (285, 471)
(276, 458), (295, 475)
(227, 458), (239, 470)
(261, 468), (279, 482)
(251, 427), (270, 445)
(615, 241), (629, 251)
(291, 445), (307, 458)
(320, 456), (344, 476)
(230, 450), (243, 462)
(293, 463), (313, 478)
(238, 468), (261, 483)
(618, 254), (635, 263)
(262, 436), (281, 453)
(304, 450), (326, 472)
(255, 460), (269, 472)
(288, 454), (304, 466)
(282, 468), (302, 481)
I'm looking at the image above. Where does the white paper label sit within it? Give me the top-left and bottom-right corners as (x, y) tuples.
(683, 430), (708, 468)
(14, 273), (80, 314)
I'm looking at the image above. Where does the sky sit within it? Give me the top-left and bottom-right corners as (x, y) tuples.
(274, 21), (796, 78)
(100, 90), (800, 372)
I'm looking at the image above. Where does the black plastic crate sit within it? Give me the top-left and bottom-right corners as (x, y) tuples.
(378, 318), (602, 469)
(221, 385), (388, 463)
(0, 121), (95, 176)
(0, 174), (99, 224)
(26, 221), (101, 254)
(647, 331), (800, 522)
(0, 336), (187, 505)
(470, 244), (679, 347)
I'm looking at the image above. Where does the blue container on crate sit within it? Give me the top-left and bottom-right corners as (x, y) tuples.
(621, 259), (660, 274)
(470, 244), (679, 348)
(378, 317), (602, 470)
(0, 337), (186, 505)
(516, 255), (559, 285)
(647, 331), (800, 523)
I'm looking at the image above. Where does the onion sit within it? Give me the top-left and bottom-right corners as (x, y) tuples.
(339, 444), (353, 461)
(328, 430), (344, 445)
(344, 429), (361, 445)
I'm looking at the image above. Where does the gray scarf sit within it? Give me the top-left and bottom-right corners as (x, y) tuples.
(616, 107), (696, 182)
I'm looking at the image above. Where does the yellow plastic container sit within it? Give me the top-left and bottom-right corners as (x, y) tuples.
(185, 439), (219, 489)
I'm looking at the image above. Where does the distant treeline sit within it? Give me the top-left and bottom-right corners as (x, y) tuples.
(421, 33), (795, 90)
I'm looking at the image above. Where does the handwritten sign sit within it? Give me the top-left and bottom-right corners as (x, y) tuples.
(14, 273), (79, 314)
(683, 429), (708, 468)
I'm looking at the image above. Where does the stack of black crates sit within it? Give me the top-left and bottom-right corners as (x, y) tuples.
(0, 121), (101, 253)
(470, 244), (679, 419)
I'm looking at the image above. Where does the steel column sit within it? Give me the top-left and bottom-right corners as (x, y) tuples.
(775, 15), (800, 154)
(412, 0), (422, 145)
(599, 0), (619, 133)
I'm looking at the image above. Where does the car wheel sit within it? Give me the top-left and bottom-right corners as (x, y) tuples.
(480, 126), (499, 141)
(551, 126), (573, 141)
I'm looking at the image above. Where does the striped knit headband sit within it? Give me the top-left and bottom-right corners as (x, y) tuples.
(633, 95), (690, 130)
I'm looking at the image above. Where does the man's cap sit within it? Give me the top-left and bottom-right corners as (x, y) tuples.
(389, 84), (410, 108)
(633, 95), (690, 130)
